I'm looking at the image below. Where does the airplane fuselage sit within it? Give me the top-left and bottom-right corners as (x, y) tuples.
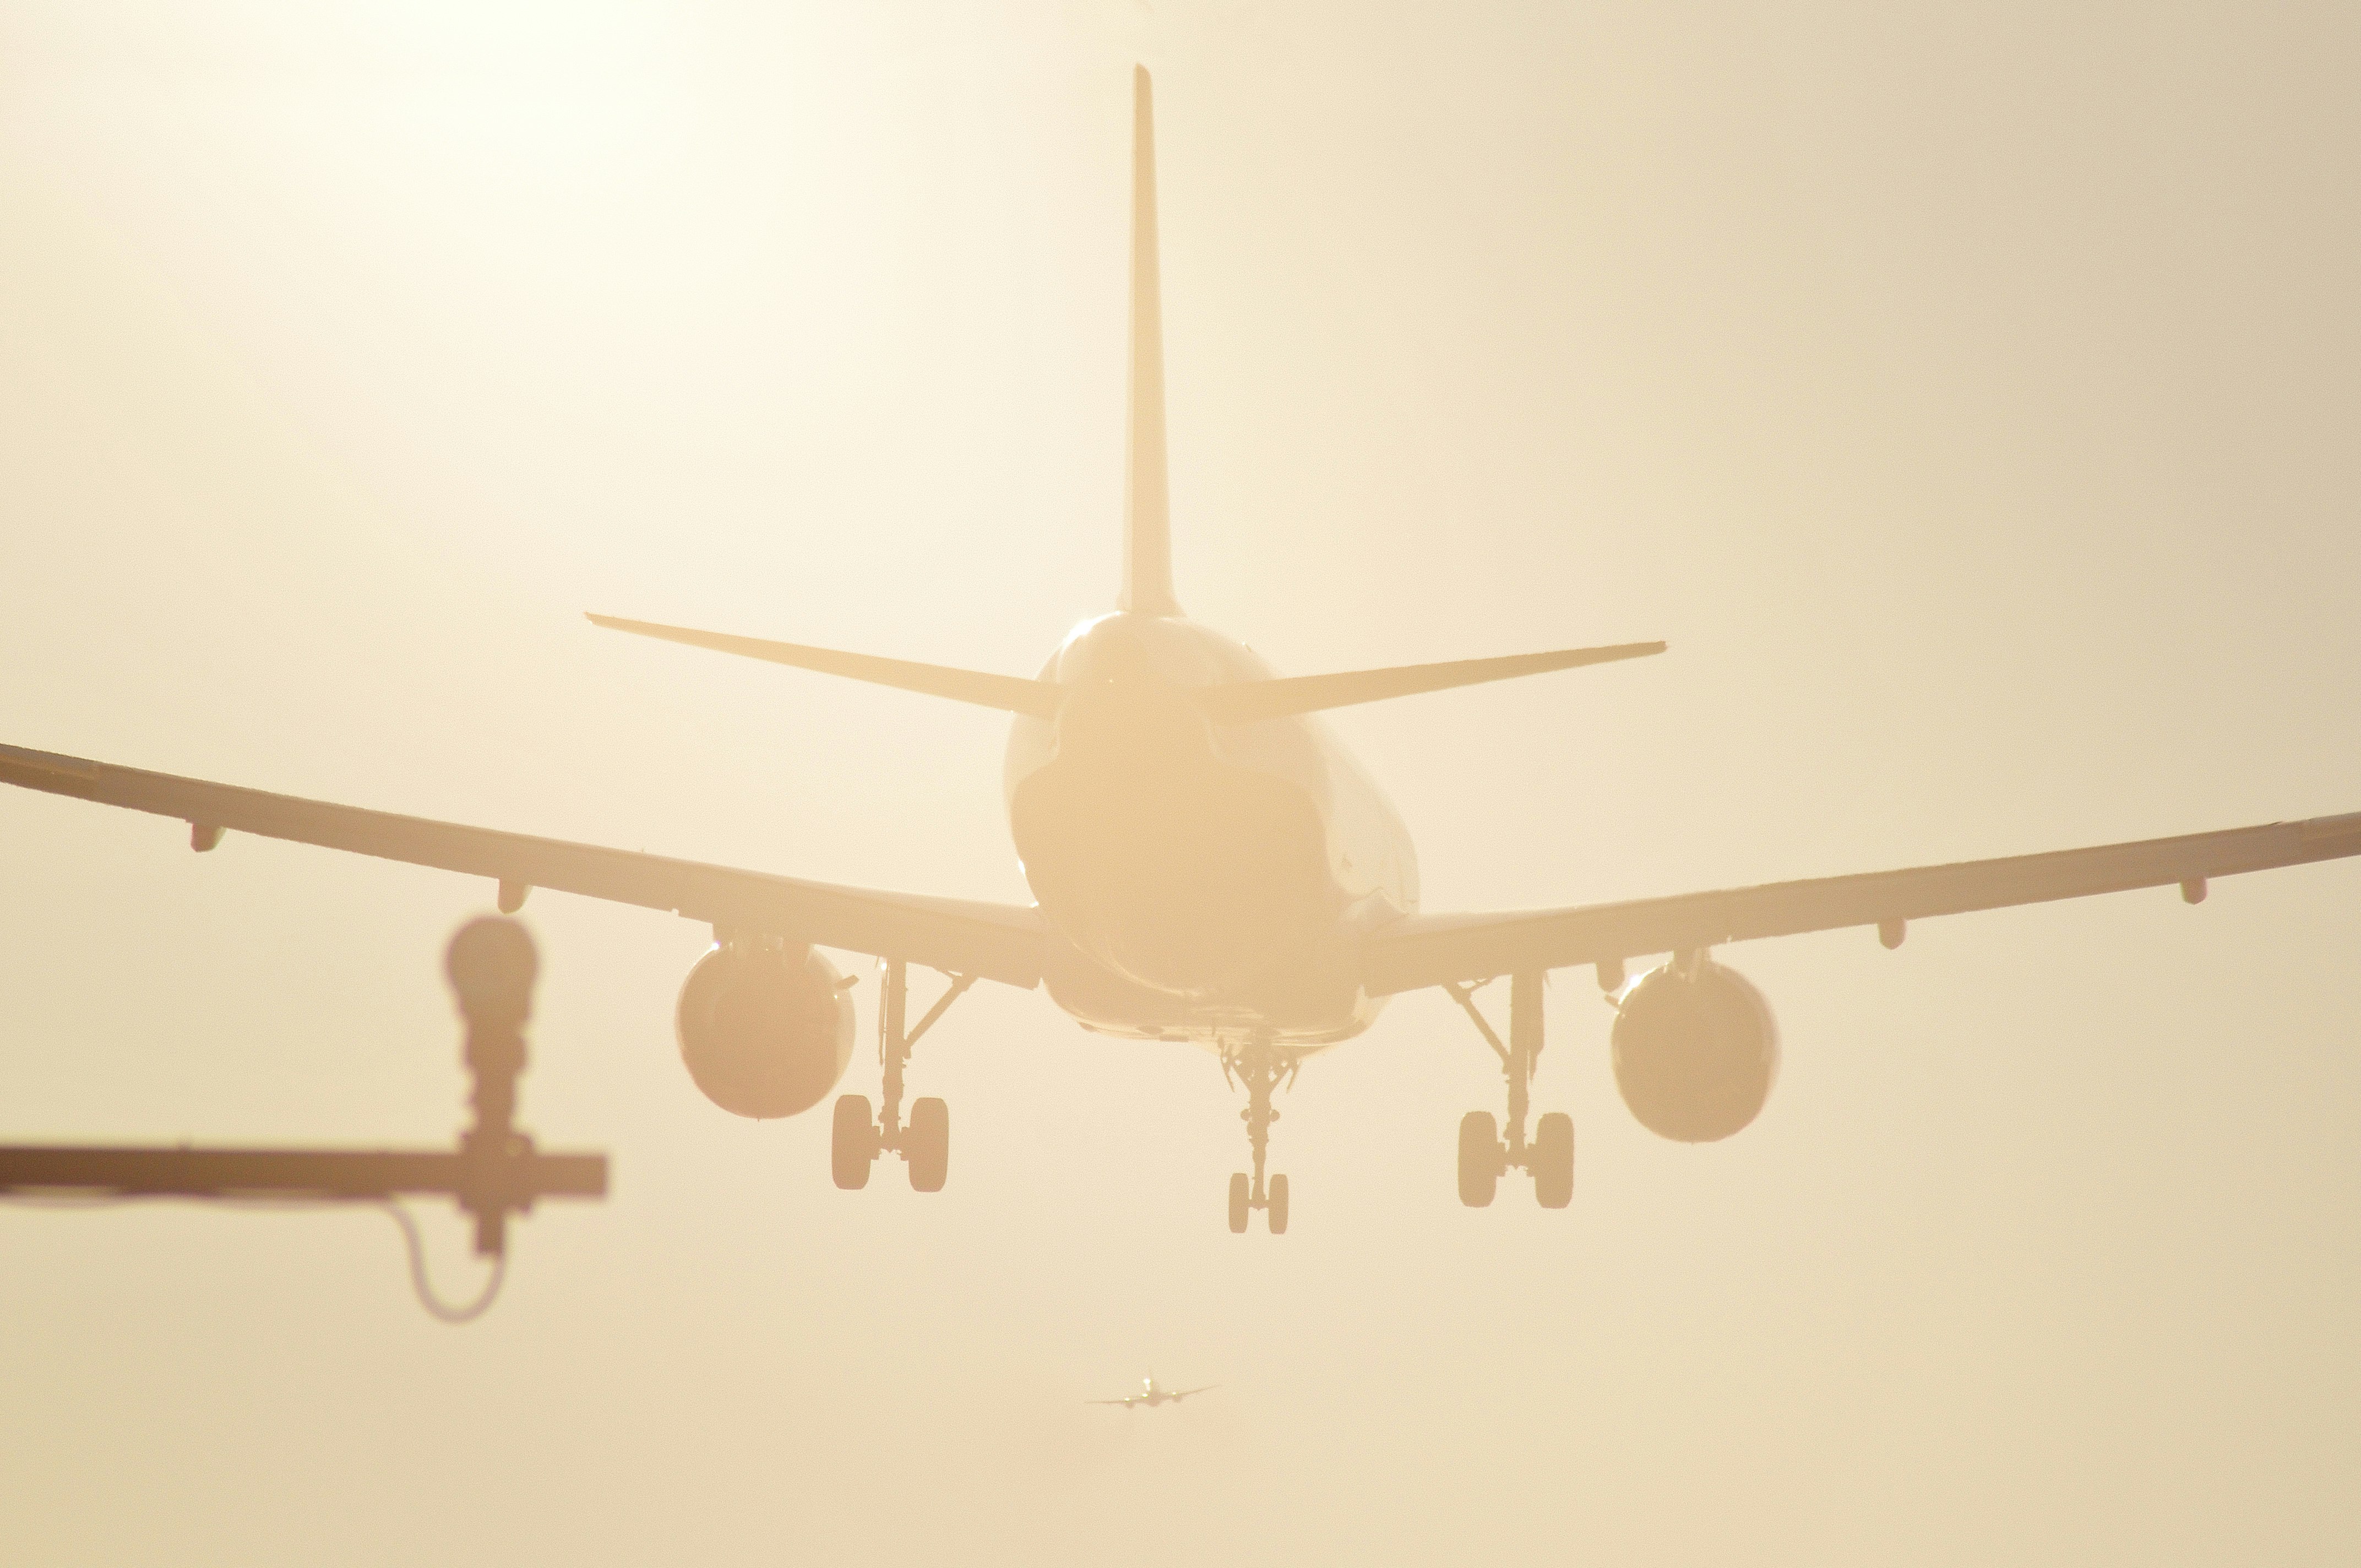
(1006, 612), (1418, 1049)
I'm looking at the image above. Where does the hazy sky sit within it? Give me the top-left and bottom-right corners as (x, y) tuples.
(3, 3), (2358, 1563)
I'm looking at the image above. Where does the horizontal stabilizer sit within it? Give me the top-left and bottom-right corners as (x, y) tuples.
(1198, 641), (1666, 723)
(587, 615), (1063, 718)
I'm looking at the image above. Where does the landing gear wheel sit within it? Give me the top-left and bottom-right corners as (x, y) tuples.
(1227, 1172), (1250, 1234)
(832, 1095), (876, 1190)
(1267, 1173), (1290, 1234)
(906, 1096), (949, 1193)
(1533, 1111), (1574, 1208)
(1457, 1110), (1500, 1207)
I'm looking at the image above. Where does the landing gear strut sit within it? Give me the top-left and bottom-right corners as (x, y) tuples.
(833, 958), (974, 1193)
(1446, 971), (1573, 1208)
(1221, 1039), (1296, 1234)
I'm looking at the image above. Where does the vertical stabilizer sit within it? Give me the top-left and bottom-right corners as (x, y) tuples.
(1118, 66), (1182, 617)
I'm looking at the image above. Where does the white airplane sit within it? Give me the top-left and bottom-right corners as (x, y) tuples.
(1089, 1375), (1216, 1409)
(4, 68), (2357, 1234)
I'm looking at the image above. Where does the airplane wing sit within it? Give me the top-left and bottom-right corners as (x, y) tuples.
(0, 742), (1047, 987)
(1363, 812), (2361, 994)
(1170, 1385), (1217, 1400)
(1085, 1397), (1142, 1407)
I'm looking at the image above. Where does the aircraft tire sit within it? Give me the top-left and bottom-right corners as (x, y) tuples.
(831, 1095), (876, 1190)
(1267, 1173), (1290, 1234)
(1533, 1112), (1574, 1208)
(907, 1097), (949, 1192)
(1227, 1172), (1250, 1233)
(1457, 1111), (1500, 1207)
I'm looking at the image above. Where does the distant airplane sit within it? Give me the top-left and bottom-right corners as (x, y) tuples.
(1090, 1375), (1216, 1409)
(6, 68), (2358, 1234)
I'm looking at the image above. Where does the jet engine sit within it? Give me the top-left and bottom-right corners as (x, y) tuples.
(1610, 957), (1780, 1142)
(674, 942), (856, 1119)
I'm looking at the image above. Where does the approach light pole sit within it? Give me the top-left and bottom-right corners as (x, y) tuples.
(0, 917), (607, 1310)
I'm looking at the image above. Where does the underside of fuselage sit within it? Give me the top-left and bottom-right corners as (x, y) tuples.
(1006, 613), (1416, 1049)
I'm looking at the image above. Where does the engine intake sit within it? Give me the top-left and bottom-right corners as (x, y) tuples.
(675, 943), (856, 1120)
(1611, 957), (1780, 1143)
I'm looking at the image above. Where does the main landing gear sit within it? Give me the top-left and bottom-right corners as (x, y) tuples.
(833, 959), (975, 1194)
(1446, 971), (1573, 1209)
(1221, 1039), (1296, 1234)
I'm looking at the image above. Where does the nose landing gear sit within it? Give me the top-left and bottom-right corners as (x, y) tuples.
(1446, 971), (1573, 1208)
(1221, 1039), (1296, 1233)
(833, 959), (972, 1193)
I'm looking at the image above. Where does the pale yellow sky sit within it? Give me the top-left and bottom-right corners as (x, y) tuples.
(3, 3), (2358, 1563)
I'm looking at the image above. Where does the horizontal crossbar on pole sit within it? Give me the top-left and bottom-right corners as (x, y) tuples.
(0, 1145), (607, 1203)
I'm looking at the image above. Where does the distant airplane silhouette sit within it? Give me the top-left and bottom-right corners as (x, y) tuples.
(6, 68), (2358, 1234)
(1089, 1375), (1215, 1409)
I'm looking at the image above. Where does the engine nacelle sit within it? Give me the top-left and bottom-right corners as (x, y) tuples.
(674, 943), (856, 1120)
(1611, 958), (1780, 1143)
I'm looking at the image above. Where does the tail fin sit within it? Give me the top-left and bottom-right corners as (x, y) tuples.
(1118, 66), (1181, 618)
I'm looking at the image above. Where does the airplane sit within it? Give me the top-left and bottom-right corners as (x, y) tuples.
(1089, 1375), (1216, 1409)
(4, 67), (2359, 1235)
